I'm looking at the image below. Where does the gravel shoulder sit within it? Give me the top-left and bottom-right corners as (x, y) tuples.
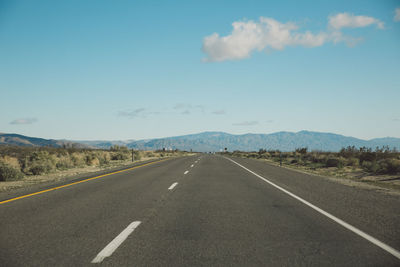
(0, 155), (184, 200)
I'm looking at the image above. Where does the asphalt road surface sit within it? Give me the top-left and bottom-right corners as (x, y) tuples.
(1, 155), (399, 266)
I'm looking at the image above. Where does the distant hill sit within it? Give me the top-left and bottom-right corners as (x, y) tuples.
(0, 133), (89, 148)
(73, 140), (135, 149)
(1, 131), (400, 152)
(124, 131), (400, 152)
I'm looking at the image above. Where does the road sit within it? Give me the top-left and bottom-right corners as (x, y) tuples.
(1, 155), (399, 266)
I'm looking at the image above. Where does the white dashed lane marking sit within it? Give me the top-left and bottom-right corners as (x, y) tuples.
(91, 221), (141, 263)
(168, 182), (178, 190)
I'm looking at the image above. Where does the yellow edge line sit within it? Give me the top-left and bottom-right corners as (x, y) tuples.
(0, 158), (170, 205)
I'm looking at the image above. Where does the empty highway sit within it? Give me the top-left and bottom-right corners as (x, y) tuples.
(1, 155), (399, 266)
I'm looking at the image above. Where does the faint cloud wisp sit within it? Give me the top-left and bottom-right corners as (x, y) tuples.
(212, 110), (226, 115)
(174, 103), (205, 114)
(118, 108), (146, 118)
(395, 8), (400, 22)
(10, 118), (38, 125)
(328, 13), (384, 29)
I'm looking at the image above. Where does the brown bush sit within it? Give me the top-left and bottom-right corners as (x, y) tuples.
(98, 152), (111, 165)
(71, 153), (86, 167)
(362, 161), (379, 173)
(378, 159), (400, 174)
(24, 151), (56, 175)
(56, 154), (74, 170)
(1, 156), (21, 170)
(325, 156), (345, 168)
(0, 162), (24, 181)
(111, 151), (129, 161)
(346, 157), (359, 167)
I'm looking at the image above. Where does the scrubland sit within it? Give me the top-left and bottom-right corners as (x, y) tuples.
(0, 145), (190, 191)
(224, 146), (400, 191)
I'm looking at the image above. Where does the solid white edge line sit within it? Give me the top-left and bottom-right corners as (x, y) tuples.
(224, 157), (400, 260)
(184, 170), (189, 174)
(168, 182), (178, 190)
(91, 221), (141, 263)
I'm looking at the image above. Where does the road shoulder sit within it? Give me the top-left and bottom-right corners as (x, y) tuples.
(0, 157), (178, 202)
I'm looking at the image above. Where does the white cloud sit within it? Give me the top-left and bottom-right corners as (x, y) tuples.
(212, 110), (226, 115)
(173, 103), (186, 110)
(232, 120), (258, 126)
(328, 13), (384, 29)
(118, 108), (146, 118)
(395, 8), (400, 22)
(202, 13), (383, 62)
(173, 103), (205, 113)
(202, 17), (331, 62)
(10, 118), (38, 125)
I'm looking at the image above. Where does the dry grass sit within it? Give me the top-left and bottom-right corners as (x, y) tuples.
(0, 145), (192, 191)
(224, 147), (400, 193)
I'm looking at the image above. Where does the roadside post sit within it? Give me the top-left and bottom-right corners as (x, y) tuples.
(132, 149), (134, 162)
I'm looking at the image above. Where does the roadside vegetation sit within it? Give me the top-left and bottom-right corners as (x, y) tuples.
(0, 145), (188, 182)
(223, 146), (400, 191)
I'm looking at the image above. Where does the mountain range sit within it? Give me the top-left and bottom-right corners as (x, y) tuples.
(1, 131), (400, 152)
(0, 133), (88, 148)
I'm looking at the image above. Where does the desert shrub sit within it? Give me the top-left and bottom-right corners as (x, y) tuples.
(133, 151), (142, 160)
(29, 163), (49, 175)
(290, 158), (299, 164)
(258, 149), (267, 155)
(339, 146), (358, 158)
(111, 151), (129, 161)
(56, 155), (74, 170)
(0, 162), (24, 181)
(71, 152), (86, 167)
(247, 153), (258, 158)
(262, 152), (271, 158)
(144, 151), (155, 158)
(302, 153), (313, 162)
(325, 156), (345, 168)
(89, 157), (100, 166)
(257, 152), (271, 159)
(359, 150), (375, 164)
(281, 153), (290, 159)
(25, 151), (56, 175)
(85, 153), (100, 166)
(346, 157), (359, 167)
(378, 159), (400, 174)
(362, 161), (379, 173)
(295, 147), (308, 154)
(308, 162), (325, 169)
(1, 156), (21, 170)
(272, 157), (281, 163)
(98, 152), (111, 165)
(310, 153), (326, 163)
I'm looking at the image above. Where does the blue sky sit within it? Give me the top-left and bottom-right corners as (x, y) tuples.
(1, 0), (399, 140)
